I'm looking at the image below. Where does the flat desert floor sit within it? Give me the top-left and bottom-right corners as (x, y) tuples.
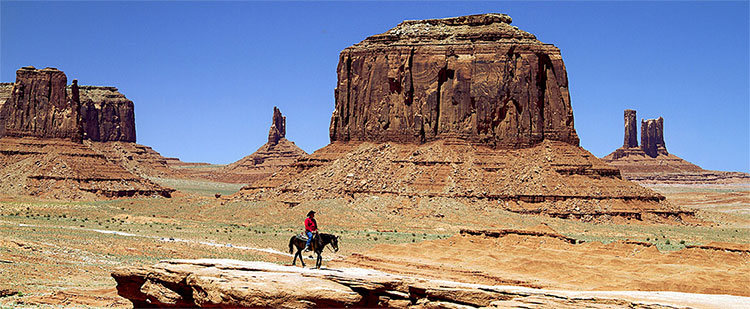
(0, 179), (748, 307)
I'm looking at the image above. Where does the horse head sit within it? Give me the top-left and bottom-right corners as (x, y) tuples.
(331, 235), (339, 252)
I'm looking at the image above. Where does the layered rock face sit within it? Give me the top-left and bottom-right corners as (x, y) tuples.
(113, 258), (746, 308)
(0, 68), (137, 143)
(0, 137), (173, 199)
(623, 109), (638, 148)
(217, 107), (307, 183)
(76, 85), (136, 142)
(603, 110), (749, 183)
(0, 67), (82, 142)
(267, 106), (286, 144)
(0, 67), (174, 199)
(330, 13), (579, 148)
(236, 14), (691, 223)
(640, 117), (667, 157)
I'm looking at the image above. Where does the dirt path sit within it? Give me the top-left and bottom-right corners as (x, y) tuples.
(6, 220), (335, 261)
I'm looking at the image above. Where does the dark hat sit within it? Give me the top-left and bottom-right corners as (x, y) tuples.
(307, 210), (316, 216)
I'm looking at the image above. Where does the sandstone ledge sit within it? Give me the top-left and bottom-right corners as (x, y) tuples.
(112, 259), (750, 308)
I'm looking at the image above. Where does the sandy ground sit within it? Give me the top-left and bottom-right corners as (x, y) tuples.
(0, 182), (747, 307)
(334, 227), (750, 296)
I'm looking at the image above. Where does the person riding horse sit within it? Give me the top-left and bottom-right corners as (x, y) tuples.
(303, 210), (318, 252)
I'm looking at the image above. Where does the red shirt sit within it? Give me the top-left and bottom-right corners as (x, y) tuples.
(305, 217), (317, 232)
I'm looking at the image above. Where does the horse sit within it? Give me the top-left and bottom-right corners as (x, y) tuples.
(288, 232), (339, 269)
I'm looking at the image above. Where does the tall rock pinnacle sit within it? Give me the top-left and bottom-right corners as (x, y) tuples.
(267, 106), (286, 145)
(641, 117), (667, 157)
(623, 109), (638, 148)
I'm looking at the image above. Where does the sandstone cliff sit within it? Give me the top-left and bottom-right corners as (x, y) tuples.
(0, 67), (82, 142)
(330, 13), (579, 148)
(76, 85), (136, 142)
(603, 109), (749, 183)
(0, 67), (173, 199)
(0, 69), (137, 143)
(623, 109), (638, 148)
(640, 117), (667, 157)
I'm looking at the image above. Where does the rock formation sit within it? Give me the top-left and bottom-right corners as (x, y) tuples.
(0, 67), (174, 199)
(0, 137), (173, 199)
(603, 109), (749, 183)
(267, 107), (286, 145)
(76, 85), (136, 142)
(112, 258), (748, 308)
(330, 13), (579, 148)
(216, 107), (307, 183)
(235, 14), (692, 223)
(623, 109), (638, 148)
(0, 67), (82, 142)
(0, 83), (13, 104)
(640, 117), (667, 157)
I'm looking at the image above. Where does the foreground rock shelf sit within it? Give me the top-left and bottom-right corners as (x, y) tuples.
(112, 259), (748, 308)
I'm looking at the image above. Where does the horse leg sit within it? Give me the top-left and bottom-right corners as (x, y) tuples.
(299, 250), (305, 267)
(316, 252), (322, 269)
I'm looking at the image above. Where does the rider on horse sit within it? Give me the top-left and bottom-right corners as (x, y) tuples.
(303, 210), (318, 252)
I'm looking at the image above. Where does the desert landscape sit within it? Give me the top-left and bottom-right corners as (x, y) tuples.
(1, 5), (748, 309)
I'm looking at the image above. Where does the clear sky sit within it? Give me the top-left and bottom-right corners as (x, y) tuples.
(2, 1), (748, 172)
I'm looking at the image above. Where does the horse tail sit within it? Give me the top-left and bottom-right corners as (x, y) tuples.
(288, 236), (295, 255)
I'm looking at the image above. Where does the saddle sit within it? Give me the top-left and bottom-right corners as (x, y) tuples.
(295, 233), (308, 241)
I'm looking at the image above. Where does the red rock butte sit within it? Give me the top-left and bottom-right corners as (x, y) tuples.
(330, 13), (579, 148)
(237, 14), (694, 223)
(0, 66), (173, 199)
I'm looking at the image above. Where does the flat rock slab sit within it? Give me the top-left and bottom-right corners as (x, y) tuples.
(112, 259), (749, 308)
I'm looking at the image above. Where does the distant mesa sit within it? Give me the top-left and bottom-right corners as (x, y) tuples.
(236, 14), (694, 223)
(0, 66), (136, 143)
(0, 66), (174, 199)
(602, 109), (749, 183)
(215, 107), (307, 184)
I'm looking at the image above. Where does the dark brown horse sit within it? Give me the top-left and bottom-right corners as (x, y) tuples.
(288, 233), (339, 269)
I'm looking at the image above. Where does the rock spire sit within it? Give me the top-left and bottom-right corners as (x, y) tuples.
(603, 109), (748, 183)
(640, 117), (667, 157)
(267, 106), (286, 145)
(623, 109), (638, 148)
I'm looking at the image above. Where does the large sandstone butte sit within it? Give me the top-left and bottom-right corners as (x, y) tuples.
(603, 110), (749, 183)
(330, 13), (579, 148)
(0, 66), (173, 199)
(237, 14), (693, 223)
(216, 107), (307, 183)
(77, 85), (136, 142)
(0, 67), (82, 142)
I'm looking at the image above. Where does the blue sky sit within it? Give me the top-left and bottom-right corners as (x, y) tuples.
(2, 1), (748, 172)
